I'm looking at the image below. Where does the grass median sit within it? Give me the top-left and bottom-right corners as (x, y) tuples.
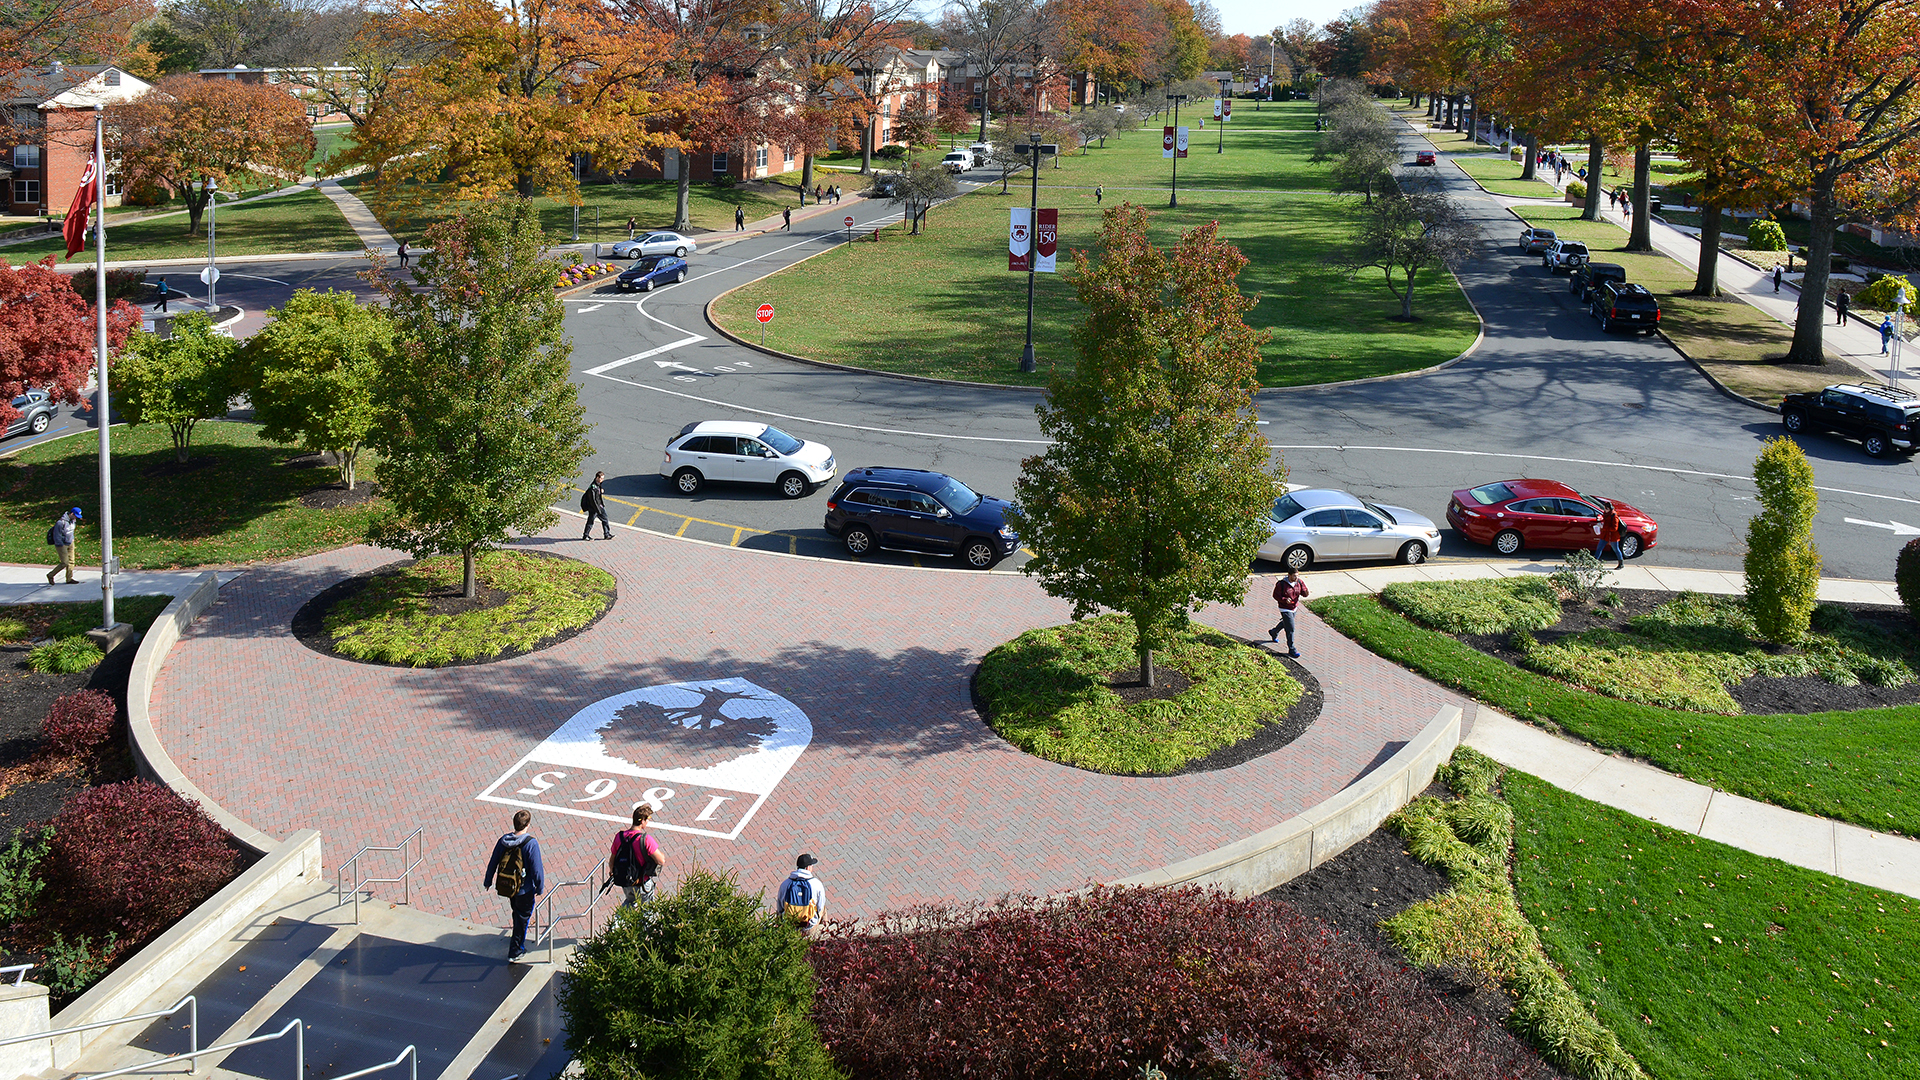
(1449, 155), (1560, 198)
(16, 189), (361, 264)
(338, 173), (796, 241)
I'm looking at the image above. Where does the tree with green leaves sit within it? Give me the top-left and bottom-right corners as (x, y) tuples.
(368, 199), (592, 599)
(242, 290), (393, 491)
(1012, 204), (1284, 687)
(558, 867), (839, 1080)
(1744, 436), (1821, 645)
(110, 312), (237, 463)
(1339, 186), (1477, 321)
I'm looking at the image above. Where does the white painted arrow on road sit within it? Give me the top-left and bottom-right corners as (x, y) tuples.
(653, 360), (706, 374)
(1844, 517), (1920, 536)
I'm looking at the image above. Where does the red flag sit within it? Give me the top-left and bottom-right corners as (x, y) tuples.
(64, 152), (99, 259)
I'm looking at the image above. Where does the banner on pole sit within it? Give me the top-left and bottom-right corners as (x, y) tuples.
(1035, 209), (1057, 273)
(1213, 98), (1222, 119)
(1009, 208), (1031, 271)
(1162, 126), (1175, 158)
(64, 151), (99, 258)
(1223, 98), (1232, 121)
(1176, 126), (1189, 158)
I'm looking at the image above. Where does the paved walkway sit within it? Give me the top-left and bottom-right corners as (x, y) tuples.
(0, 562), (240, 605)
(317, 179), (398, 254)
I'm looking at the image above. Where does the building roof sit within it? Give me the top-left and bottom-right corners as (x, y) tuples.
(8, 64), (152, 109)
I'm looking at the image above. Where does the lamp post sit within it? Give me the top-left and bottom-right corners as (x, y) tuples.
(91, 106), (117, 632)
(1217, 76), (1231, 153)
(1017, 131), (1050, 374)
(1166, 92), (1187, 207)
(204, 177), (219, 310)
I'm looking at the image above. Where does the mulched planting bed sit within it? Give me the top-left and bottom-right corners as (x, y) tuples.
(1451, 587), (1920, 715)
(298, 481), (382, 510)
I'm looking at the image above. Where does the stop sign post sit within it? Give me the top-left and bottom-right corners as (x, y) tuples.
(756, 303), (774, 345)
(843, 215), (855, 238)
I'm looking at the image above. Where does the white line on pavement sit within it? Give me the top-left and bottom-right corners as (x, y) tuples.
(584, 335), (707, 375)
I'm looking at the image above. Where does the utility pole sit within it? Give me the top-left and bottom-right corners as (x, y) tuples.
(571, 153), (581, 241)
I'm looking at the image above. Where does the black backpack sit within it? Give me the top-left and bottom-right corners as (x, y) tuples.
(47, 525), (60, 546)
(610, 830), (655, 887)
(494, 842), (526, 897)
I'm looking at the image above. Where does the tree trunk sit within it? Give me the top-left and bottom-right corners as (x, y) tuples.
(673, 167), (694, 232)
(1582, 139), (1604, 221)
(171, 422), (191, 462)
(182, 184), (211, 235)
(1401, 267), (1417, 319)
(860, 116), (873, 174)
(1520, 132), (1538, 181)
(1626, 141), (1652, 251)
(339, 445), (359, 490)
(515, 173), (534, 198)
(462, 543), (478, 599)
(799, 154), (814, 206)
(1138, 644), (1155, 688)
(1692, 204), (1723, 296)
(1463, 97), (1475, 145)
(1787, 186), (1837, 364)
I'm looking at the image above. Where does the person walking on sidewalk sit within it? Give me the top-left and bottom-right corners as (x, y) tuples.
(608, 805), (664, 907)
(581, 470), (611, 540)
(625, 217), (637, 240)
(396, 240), (409, 267)
(1837, 290), (1851, 325)
(782, 207), (792, 230)
(1773, 265), (1783, 292)
(483, 810), (545, 961)
(1094, 185), (1103, 204)
(155, 277), (170, 312)
(774, 853), (826, 935)
(1883, 316), (1896, 355)
(1594, 504), (1625, 569)
(46, 507), (81, 585)
(735, 206), (745, 231)
(1268, 569), (1309, 658)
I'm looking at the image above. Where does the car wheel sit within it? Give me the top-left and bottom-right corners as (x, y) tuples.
(1865, 433), (1890, 458)
(1781, 409), (1807, 433)
(676, 268), (687, 283)
(28, 412), (51, 434)
(1282, 544), (1313, 572)
(777, 471), (809, 499)
(962, 538), (1000, 569)
(1398, 540), (1428, 565)
(843, 524), (874, 556)
(641, 278), (655, 292)
(674, 246), (688, 257)
(673, 467), (703, 495)
(1620, 533), (1643, 559)
(1493, 529), (1523, 555)
(1600, 316), (1613, 333)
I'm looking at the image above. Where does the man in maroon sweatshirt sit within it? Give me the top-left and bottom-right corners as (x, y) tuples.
(1269, 569), (1308, 658)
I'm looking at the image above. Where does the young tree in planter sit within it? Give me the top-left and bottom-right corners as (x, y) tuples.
(368, 199), (592, 599)
(242, 289), (394, 491)
(1744, 436), (1821, 645)
(1338, 186), (1477, 321)
(1013, 205), (1283, 687)
(111, 312), (238, 463)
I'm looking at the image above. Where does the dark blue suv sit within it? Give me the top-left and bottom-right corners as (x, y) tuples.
(823, 467), (1020, 568)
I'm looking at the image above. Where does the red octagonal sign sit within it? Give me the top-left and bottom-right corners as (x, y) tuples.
(844, 216), (855, 228)
(756, 304), (774, 323)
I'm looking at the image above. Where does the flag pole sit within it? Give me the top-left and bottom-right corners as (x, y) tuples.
(93, 105), (115, 631)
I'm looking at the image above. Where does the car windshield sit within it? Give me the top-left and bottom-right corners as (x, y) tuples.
(1363, 501), (1399, 525)
(759, 426), (803, 456)
(1467, 482), (1515, 505)
(628, 257), (663, 271)
(931, 475), (982, 513)
(1270, 493), (1306, 522)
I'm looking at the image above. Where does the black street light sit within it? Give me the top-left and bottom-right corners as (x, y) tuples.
(1165, 92), (1188, 207)
(1217, 76), (1232, 153)
(1015, 134), (1057, 373)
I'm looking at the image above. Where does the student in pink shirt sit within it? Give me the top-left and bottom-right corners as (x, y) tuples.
(609, 804), (664, 906)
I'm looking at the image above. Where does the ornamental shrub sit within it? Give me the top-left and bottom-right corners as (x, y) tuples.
(810, 886), (1555, 1080)
(43, 689), (118, 757)
(26, 636), (103, 673)
(1747, 219), (1787, 251)
(0, 827), (53, 924)
(1566, 180), (1587, 199)
(1743, 437), (1821, 644)
(560, 866), (839, 1080)
(46, 779), (242, 940)
(1855, 273), (1916, 314)
(1897, 538), (1920, 622)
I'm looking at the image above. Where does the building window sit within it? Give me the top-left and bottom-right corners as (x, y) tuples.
(13, 179), (40, 205)
(711, 152), (728, 174)
(103, 153), (123, 197)
(12, 145), (39, 168)
(755, 146), (768, 168)
(12, 106), (35, 127)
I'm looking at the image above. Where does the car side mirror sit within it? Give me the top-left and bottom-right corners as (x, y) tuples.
(937, 507), (951, 518)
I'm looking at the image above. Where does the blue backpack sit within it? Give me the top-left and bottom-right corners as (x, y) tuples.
(780, 877), (818, 925)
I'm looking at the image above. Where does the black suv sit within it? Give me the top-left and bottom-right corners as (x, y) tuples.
(1780, 383), (1920, 458)
(1569, 262), (1626, 303)
(823, 467), (1020, 568)
(1590, 281), (1660, 334)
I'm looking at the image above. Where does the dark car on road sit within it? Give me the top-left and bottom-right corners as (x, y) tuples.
(615, 255), (687, 292)
(1569, 261), (1627, 302)
(1779, 383), (1920, 458)
(1446, 478), (1659, 559)
(823, 467), (1020, 568)
(4, 390), (56, 440)
(1589, 280), (1660, 334)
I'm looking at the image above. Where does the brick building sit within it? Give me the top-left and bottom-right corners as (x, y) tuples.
(3, 63), (152, 218)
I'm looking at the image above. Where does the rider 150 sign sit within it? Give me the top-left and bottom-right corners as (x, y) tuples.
(1007, 208), (1057, 273)
(477, 678), (813, 840)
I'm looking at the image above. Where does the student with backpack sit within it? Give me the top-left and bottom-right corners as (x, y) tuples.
(608, 804), (663, 906)
(46, 507), (81, 585)
(773, 853), (825, 934)
(482, 810), (545, 960)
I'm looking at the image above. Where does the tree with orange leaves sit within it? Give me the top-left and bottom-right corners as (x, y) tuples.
(109, 74), (313, 237)
(769, 0), (918, 201)
(1046, 0), (1161, 93)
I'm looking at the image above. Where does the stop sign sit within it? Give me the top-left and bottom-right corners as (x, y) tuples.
(844, 216), (855, 228)
(756, 304), (775, 323)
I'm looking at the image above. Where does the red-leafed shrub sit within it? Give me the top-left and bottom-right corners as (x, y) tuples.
(810, 886), (1555, 1080)
(46, 780), (242, 939)
(42, 689), (119, 757)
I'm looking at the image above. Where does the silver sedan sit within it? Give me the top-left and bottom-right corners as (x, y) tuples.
(1258, 488), (1442, 571)
(611, 231), (698, 258)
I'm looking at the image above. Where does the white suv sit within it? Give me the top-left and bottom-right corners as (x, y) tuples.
(1542, 239), (1590, 274)
(941, 150), (974, 173)
(660, 421), (836, 498)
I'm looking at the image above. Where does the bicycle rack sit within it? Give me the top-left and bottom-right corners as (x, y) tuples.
(0, 993), (198, 1069)
(1, 961), (32, 986)
(531, 855), (609, 963)
(338, 825), (425, 925)
(79, 1015), (296, 1080)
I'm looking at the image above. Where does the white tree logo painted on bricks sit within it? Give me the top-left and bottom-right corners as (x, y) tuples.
(476, 678), (812, 839)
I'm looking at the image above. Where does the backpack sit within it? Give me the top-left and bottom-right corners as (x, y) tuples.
(780, 877), (818, 926)
(580, 488), (595, 512)
(610, 830), (655, 888)
(494, 842), (526, 897)
(47, 525), (60, 546)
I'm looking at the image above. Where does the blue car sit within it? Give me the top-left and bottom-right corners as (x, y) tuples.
(822, 467), (1020, 569)
(616, 255), (688, 292)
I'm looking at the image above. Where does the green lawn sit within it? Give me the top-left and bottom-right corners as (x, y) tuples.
(0, 423), (385, 569)
(324, 550), (615, 666)
(1509, 771), (1919, 1079)
(311, 125), (356, 177)
(1310, 593), (1920, 837)
(1450, 155), (1560, 198)
(712, 103), (1478, 388)
(339, 174), (797, 241)
(19, 189), (361, 264)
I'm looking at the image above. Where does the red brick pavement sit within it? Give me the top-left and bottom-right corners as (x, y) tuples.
(150, 525), (1466, 929)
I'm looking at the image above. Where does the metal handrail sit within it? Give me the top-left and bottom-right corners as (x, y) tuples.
(80, 1016), (298, 1080)
(1, 962), (31, 986)
(0, 993), (197, 1067)
(338, 825), (424, 925)
(330, 1042), (417, 1080)
(532, 855), (609, 963)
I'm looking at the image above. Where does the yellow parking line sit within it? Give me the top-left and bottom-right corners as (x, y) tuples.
(570, 488), (804, 553)
(626, 507), (646, 525)
(730, 526), (745, 545)
(788, 535), (798, 555)
(675, 516), (694, 537)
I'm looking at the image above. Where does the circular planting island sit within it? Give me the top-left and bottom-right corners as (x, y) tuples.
(973, 614), (1320, 776)
(292, 549), (616, 667)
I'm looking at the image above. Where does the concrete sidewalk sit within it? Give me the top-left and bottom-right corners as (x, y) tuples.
(0, 562), (240, 605)
(1303, 556), (1902, 607)
(317, 178), (398, 254)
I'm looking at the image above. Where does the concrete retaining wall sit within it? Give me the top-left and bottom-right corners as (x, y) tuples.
(1113, 705), (1462, 895)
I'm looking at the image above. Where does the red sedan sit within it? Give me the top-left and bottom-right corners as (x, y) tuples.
(1445, 479), (1659, 559)
(1415, 150), (1437, 166)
